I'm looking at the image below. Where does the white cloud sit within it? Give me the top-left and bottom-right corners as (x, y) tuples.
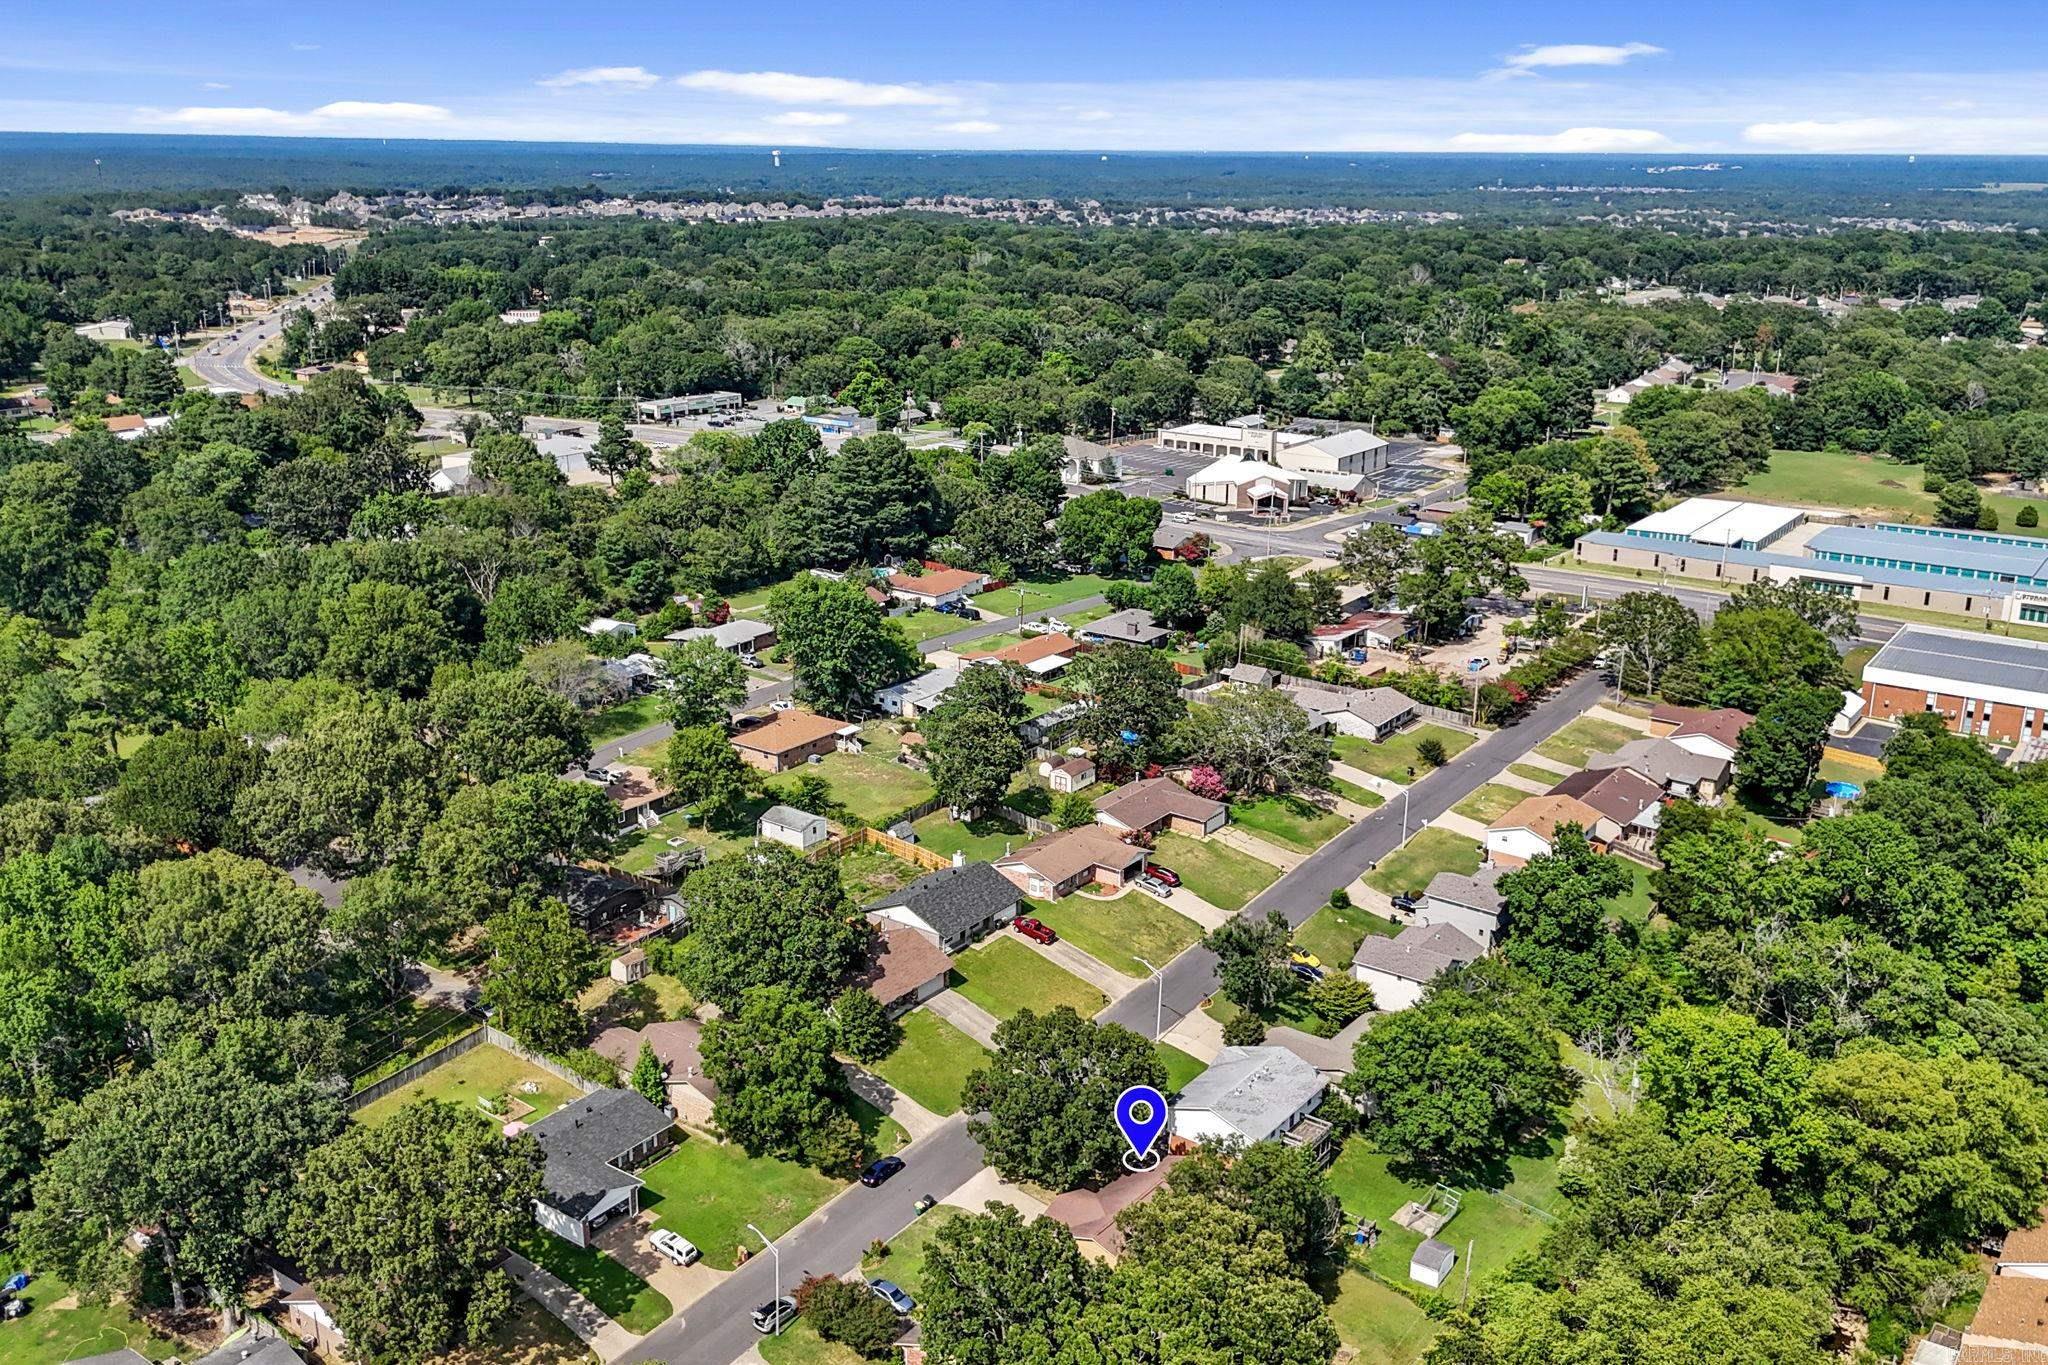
(674, 69), (954, 107)
(937, 119), (1001, 134)
(538, 65), (661, 91)
(1742, 117), (1913, 151)
(142, 100), (453, 132)
(201, 82), (229, 91)
(1496, 42), (1664, 76)
(1448, 126), (1673, 152)
(767, 111), (850, 127)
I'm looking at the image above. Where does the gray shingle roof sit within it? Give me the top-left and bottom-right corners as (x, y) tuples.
(1584, 737), (1728, 790)
(1413, 1238), (1457, 1274)
(1423, 864), (1505, 915)
(759, 804), (825, 831)
(1865, 624), (2048, 696)
(65, 1353), (154, 1365)
(1081, 608), (1170, 645)
(1284, 682), (1416, 729)
(1351, 922), (1484, 984)
(1175, 1045), (1326, 1142)
(528, 1088), (672, 1220)
(865, 861), (1019, 940)
(192, 1340), (307, 1365)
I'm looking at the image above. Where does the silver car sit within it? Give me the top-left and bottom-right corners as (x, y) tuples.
(869, 1279), (916, 1315)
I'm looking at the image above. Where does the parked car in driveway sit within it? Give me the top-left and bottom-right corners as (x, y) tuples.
(1146, 865), (1181, 888)
(1288, 962), (1324, 983)
(1390, 890), (1425, 911)
(860, 1156), (906, 1187)
(869, 1279), (916, 1314)
(751, 1297), (799, 1333)
(1289, 948), (1323, 969)
(1013, 916), (1057, 945)
(1136, 875), (1172, 899)
(649, 1229), (701, 1266)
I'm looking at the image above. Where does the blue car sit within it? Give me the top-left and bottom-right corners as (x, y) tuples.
(860, 1155), (906, 1187)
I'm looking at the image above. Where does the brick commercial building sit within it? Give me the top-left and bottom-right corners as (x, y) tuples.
(1861, 625), (2048, 746)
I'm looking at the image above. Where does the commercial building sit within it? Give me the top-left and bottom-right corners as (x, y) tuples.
(1167, 419), (1389, 509)
(1860, 625), (2048, 745)
(1577, 500), (2048, 625)
(635, 391), (743, 422)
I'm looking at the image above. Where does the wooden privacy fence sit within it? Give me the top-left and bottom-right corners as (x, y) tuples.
(811, 824), (954, 870)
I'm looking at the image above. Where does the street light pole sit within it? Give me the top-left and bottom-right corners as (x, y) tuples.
(1134, 956), (1163, 1039)
(746, 1222), (783, 1334)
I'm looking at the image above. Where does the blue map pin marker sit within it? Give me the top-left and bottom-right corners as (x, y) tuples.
(1115, 1084), (1169, 1171)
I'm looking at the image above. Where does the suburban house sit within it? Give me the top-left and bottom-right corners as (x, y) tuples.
(582, 616), (639, 641)
(268, 1258), (346, 1358)
(995, 824), (1149, 899)
(1169, 1045), (1333, 1163)
(1221, 663), (1279, 687)
(591, 1019), (718, 1127)
(1547, 766), (1666, 843)
(757, 804), (830, 851)
(1484, 794), (1615, 869)
(1041, 755), (1098, 793)
(1649, 703), (1755, 764)
(1416, 864), (1508, 949)
(1263, 1027), (1356, 1083)
(1584, 737), (1731, 802)
(865, 861), (1022, 953)
(1093, 777), (1229, 838)
(1043, 1155), (1182, 1263)
(1351, 922), (1486, 1012)
(194, 1340), (308, 1365)
(1282, 681), (1417, 741)
(1309, 610), (1413, 657)
(961, 632), (1083, 677)
(887, 566), (989, 608)
(104, 412), (148, 439)
(666, 618), (776, 655)
(731, 710), (862, 773)
(598, 653), (665, 694)
(1719, 369), (1801, 398)
(1153, 524), (1210, 562)
(1954, 1220), (2048, 1362)
(1411, 1238), (1458, 1290)
(1078, 608), (1173, 648)
(875, 667), (960, 718)
(852, 918), (955, 1016)
(528, 1088), (675, 1247)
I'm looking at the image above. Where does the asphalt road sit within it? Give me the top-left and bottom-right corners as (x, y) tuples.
(618, 1118), (985, 1365)
(1098, 669), (1609, 1039)
(180, 284), (330, 395)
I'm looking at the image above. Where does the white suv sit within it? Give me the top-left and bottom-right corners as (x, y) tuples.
(649, 1229), (701, 1267)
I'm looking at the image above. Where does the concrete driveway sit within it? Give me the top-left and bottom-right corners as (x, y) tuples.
(596, 1213), (731, 1313)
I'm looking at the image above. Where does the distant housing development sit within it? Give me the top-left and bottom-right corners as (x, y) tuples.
(1578, 496), (2048, 624)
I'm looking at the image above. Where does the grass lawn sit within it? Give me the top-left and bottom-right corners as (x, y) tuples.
(1733, 790), (1803, 843)
(1325, 1140), (1559, 1297)
(835, 845), (924, 903)
(439, 1299), (595, 1365)
(516, 1230), (673, 1334)
(1737, 448), (1936, 520)
(1327, 775), (1386, 809)
(637, 1133), (846, 1270)
(1295, 900), (1401, 968)
(848, 1093), (910, 1157)
(1230, 794), (1349, 853)
(951, 936), (1106, 1020)
(765, 724), (934, 825)
(1819, 750), (1883, 786)
(1451, 784), (1527, 824)
(341, 996), (472, 1080)
(894, 608), (974, 644)
(1027, 890), (1202, 979)
(1509, 762), (1561, 785)
(1610, 858), (1655, 927)
(612, 798), (769, 873)
(0, 1272), (181, 1365)
(1842, 644), (1878, 685)
(353, 1042), (583, 1127)
(761, 1211), (976, 1364)
(757, 1322), (864, 1365)
(870, 1008), (988, 1115)
(1204, 986), (1323, 1034)
(1327, 1269), (1443, 1365)
(588, 692), (668, 744)
(1334, 724), (1477, 782)
(723, 574), (805, 614)
(1151, 831), (1280, 912)
(912, 810), (1028, 863)
(973, 574), (1115, 618)
(1532, 716), (1640, 769)
(1157, 1043), (1209, 1093)
(579, 970), (694, 1028)
(1363, 828), (1481, 898)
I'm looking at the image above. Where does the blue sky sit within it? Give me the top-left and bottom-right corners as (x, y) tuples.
(5, 0), (2048, 153)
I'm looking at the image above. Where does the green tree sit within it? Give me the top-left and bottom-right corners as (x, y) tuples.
(1639, 1005), (1823, 1176)
(413, 775), (621, 938)
(1165, 1140), (1342, 1269)
(1594, 590), (1705, 697)
(1205, 910), (1296, 1014)
(964, 1006), (1168, 1189)
(479, 900), (600, 1054)
(1308, 974), (1374, 1033)
(918, 1205), (1101, 1365)
(427, 667), (589, 783)
(1698, 604), (1845, 713)
(321, 580), (453, 697)
(630, 1040), (666, 1105)
(0, 461), (113, 625)
(1181, 686), (1331, 794)
(1737, 685), (1841, 813)
(589, 413), (649, 486)
(1066, 644), (1187, 771)
(659, 724), (758, 823)
(1337, 522), (1412, 606)
(662, 637), (749, 730)
(832, 985), (898, 1064)
(1395, 513), (1526, 642)
(675, 845), (868, 1009)
(108, 726), (266, 850)
(922, 704), (1025, 814)
(285, 1102), (543, 1365)
(768, 575), (918, 716)
(796, 1274), (903, 1356)
(1534, 471), (1594, 543)
(1935, 478), (1984, 528)
(1056, 489), (1163, 574)
(702, 985), (859, 1169)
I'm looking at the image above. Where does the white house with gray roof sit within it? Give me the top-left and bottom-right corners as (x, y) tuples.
(1282, 681), (1417, 741)
(1352, 922), (1485, 1012)
(1078, 608), (1173, 648)
(528, 1088), (674, 1247)
(1416, 865), (1508, 949)
(1171, 1045), (1331, 1162)
(874, 667), (960, 718)
(757, 804), (829, 851)
(665, 618), (776, 654)
(864, 860), (1021, 953)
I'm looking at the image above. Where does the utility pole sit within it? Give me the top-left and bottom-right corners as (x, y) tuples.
(746, 1223), (784, 1333)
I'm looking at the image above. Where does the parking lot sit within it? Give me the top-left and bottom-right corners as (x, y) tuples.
(1109, 437), (1454, 521)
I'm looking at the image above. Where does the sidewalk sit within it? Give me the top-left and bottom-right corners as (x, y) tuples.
(1585, 704), (1654, 733)
(1494, 767), (1553, 795)
(842, 1061), (948, 1141)
(1331, 761), (1406, 799)
(925, 989), (1002, 1047)
(504, 1251), (641, 1363)
(1211, 824), (1305, 871)
(1428, 810), (1491, 840)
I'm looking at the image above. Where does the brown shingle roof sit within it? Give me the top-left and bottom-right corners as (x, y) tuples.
(1546, 766), (1664, 825)
(1651, 703), (1755, 750)
(962, 633), (1081, 666)
(1043, 1155), (1182, 1257)
(888, 566), (985, 597)
(591, 1019), (717, 1101)
(998, 824), (1146, 886)
(731, 709), (855, 758)
(850, 919), (953, 1009)
(1489, 794), (1607, 843)
(1092, 777), (1226, 832)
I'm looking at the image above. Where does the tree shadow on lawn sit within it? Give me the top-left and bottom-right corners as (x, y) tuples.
(1377, 1116), (1568, 1205)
